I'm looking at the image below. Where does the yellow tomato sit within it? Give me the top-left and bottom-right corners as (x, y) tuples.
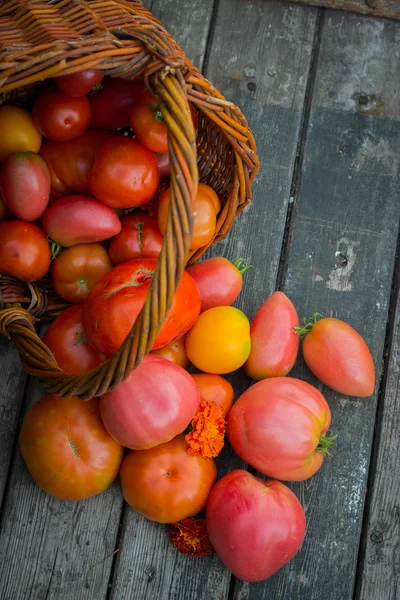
(151, 335), (189, 369)
(0, 106), (42, 162)
(185, 306), (251, 374)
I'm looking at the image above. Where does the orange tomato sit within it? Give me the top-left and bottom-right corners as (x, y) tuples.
(0, 106), (42, 162)
(191, 373), (234, 417)
(0, 220), (51, 282)
(108, 213), (163, 264)
(151, 336), (189, 369)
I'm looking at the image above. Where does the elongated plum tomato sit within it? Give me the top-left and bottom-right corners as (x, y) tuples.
(0, 220), (51, 282)
(55, 69), (104, 97)
(0, 152), (50, 221)
(227, 377), (333, 481)
(191, 373), (234, 417)
(43, 305), (107, 374)
(42, 195), (121, 247)
(89, 76), (146, 129)
(120, 434), (217, 523)
(185, 306), (251, 374)
(186, 256), (250, 312)
(82, 258), (201, 355)
(100, 355), (200, 449)
(206, 470), (306, 582)
(32, 87), (91, 142)
(296, 315), (375, 397)
(108, 213), (163, 264)
(19, 394), (123, 500)
(0, 106), (42, 162)
(151, 336), (189, 369)
(245, 291), (299, 380)
(89, 137), (159, 208)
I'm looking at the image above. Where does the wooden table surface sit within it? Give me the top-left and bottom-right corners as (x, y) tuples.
(0, 1), (399, 599)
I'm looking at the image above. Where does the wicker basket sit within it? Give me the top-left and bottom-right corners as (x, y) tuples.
(0, 0), (259, 400)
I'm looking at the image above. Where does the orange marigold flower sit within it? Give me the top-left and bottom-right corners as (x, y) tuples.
(169, 518), (213, 556)
(185, 401), (226, 458)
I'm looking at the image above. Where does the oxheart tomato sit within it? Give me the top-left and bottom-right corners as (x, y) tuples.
(296, 315), (375, 397)
(89, 137), (159, 208)
(43, 305), (107, 374)
(100, 354), (199, 449)
(19, 394), (123, 500)
(108, 213), (163, 264)
(55, 69), (103, 97)
(0, 220), (50, 281)
(245, 291), (300, 380)
(0, 106), (42, 162)
(0, 152), (50, 221)
(191, 373), (234, 417)
(89, 76), (145, 129)
(227, 378), (333, 481)
(32, 87), (91, 141)
(82, 258), (201, 355)
(120, 434), (217, 523)
(42, 195), (121, 246)
(206, 470), (306, 582)
(151, 336), (189, 369)
(52, 243), (113, 303)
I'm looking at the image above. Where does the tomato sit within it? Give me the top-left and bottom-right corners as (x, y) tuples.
(42, 195), (121, 246)
(186, 256), (250, 312)
(43, 305), (107, 374)
(108, 213), (163, 264)
(89, 76), (145, 129)
(197, 183), (221, 213)
(185, 306), (251, 374)
(82, 258), (201, 355)
(0, 152), (50, 221)
(245, 291), (299, 380)
(100, 354), (199, 449)
(0, 220), (50, 282)
(157, 185), (217, 251)
(227, 377), (333, 481)
(191, 373), (234, 417)
(296, 315), (375, 397)
(32, 87), (91, 142)
(55, 69), (103, 97)
(0, 106), (42, 162)
(151, 336), (189, 369)
(52, 243), (113, 303)
(120, 434), (217, 523)
(89, 137), (159, 208)
(39, 129), (113, 196)
(19, 394), (123, 500)
(206, 470), (306, 582)
(0, 193), (9, 222)
(157, 152), (170, 179)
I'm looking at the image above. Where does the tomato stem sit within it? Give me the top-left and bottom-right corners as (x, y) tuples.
(231, 258), (254, 275)
(151, 103), (165, 124)
(316, 430), (337, 457)
(50, 240), (63, 260)
(293, 312), (324, 338)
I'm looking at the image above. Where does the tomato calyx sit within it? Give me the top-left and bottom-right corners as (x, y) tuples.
(102, 267), (154, 298)
(150, 103), (165, 124)
(231, 257), (254, 275)
(316, 430), (338, 456)
(293, 312), (325, 338)
(71, 330), (89, 348)
(169, 518), (213, 557)
(50, 240), (63, 259)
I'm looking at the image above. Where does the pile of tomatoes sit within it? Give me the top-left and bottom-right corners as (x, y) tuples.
(0, 69), (376, 584)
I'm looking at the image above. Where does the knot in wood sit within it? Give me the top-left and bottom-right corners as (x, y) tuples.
(0, 307), (36, 338)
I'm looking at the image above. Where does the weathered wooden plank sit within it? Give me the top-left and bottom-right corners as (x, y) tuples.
(234, 10), (400, 600)
(282, 0), (400, 21)
(110, 1), (318, 599)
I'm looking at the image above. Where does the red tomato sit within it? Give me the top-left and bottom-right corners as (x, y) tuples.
(82, 258), (201, 355)
(19, 394), (123, 500)
(43, 305), (107, 374)
(55, 69), (103, 97)
(39, 129), (113, 196)
(157, 152), (170, 179)
(245, 291), (300, 380)
(32, 87), (91, 142)
(191, 373), (234, 417)
(89, 137), (159, 208)
(0, 220), (50, 281)
(186, 256), (250, 312)
(120, 434), (217, 523)
(0, 106), (42, 162)
(89, 76), (146, 129)
(297, 315), (375, 397)
(151, 336), (189, 369)
(0, 152), (50, 221)
(42, 195), (121, 246)
(227, 377), (333, 481)
(100, 354), (199, 449)
(108, 213), (163, 264)
(206, 470), (306, 582)
(51, 243), (113, 303)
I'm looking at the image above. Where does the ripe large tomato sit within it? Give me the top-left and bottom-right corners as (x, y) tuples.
(191, 373), (234, 417)
(227, 377), (333, 481)
(108, 213), (163, 264)
(120, 434), (217, 523)
(52, 243), (113, 303)
(100, 355), (199, 449)
(19, 394), (123, 500)
(0, 220), (51, 282)
(55, 69), (104, 97)
(89, 76), (145, 129)
(43, 305), (107, 374)
(32, 87), (91, 142)
(0, 106), (42, 162)
(206, 470), (306, 582)
(82, 258), (201, 355)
